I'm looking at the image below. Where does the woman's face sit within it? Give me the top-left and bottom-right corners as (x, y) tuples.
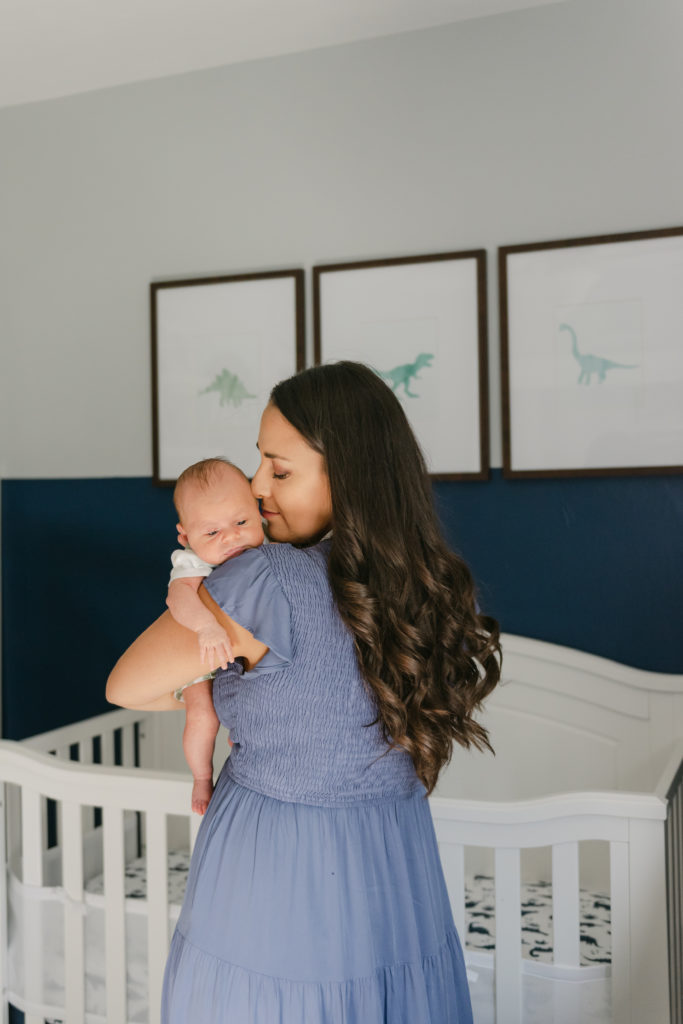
(252, 404), (332, 545)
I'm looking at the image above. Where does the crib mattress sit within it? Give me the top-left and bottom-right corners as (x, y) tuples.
(84, 852), (612, 966)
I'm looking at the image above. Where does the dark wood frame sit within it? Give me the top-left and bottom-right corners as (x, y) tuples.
(499, 226), (683, 479)
(313, 251), (490, 481)
(151, 269), (305, 486)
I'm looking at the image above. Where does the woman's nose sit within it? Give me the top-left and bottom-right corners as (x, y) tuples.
(251, 463), (267, 498)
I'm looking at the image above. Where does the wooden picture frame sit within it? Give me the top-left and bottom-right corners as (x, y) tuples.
(500, 226), (683, 478)
(313, 251), (489, 480)
(151, 270), (304, 485)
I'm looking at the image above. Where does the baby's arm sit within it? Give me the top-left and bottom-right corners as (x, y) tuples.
(167, 577), (233, 669)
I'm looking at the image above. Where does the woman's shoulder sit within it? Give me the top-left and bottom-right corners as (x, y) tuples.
(262, 537), (331, 581)
(204, 544), (274, 596)
(205, 537), (330, 594)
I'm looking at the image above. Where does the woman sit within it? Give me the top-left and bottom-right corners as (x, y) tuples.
(107, 361), (501, 1023)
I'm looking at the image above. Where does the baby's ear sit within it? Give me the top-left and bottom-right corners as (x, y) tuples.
(176, 523), (190, 548)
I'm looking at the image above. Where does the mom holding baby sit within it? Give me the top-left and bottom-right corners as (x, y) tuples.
(107, 361), (501, 1024)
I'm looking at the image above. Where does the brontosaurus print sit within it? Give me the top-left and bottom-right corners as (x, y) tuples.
(559, 324), (638, 385)
(378, 352), (434, 397)
(199, 369), (256, 407)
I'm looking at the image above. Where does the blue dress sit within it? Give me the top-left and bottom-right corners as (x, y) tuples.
(162, 540), (473, 1023)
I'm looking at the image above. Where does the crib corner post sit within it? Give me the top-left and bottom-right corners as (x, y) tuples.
(629, 817), (670, 1024)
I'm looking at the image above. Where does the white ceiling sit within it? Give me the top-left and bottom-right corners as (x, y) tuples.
(0, 0), (565, 110)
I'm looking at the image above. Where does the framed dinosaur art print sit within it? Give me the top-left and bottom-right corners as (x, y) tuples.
(500, 226), (683, 478)
(313, 251), (489, 480)
(151, 269), (305, 485)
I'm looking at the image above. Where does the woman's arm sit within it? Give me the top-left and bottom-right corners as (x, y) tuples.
(166, 576), (234, 669)
(106, 586), (268, 709)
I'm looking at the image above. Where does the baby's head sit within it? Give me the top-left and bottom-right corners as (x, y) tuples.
(174, 457), (264, 566)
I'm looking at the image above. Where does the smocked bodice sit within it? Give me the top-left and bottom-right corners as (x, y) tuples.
(204, 540), (421, 806)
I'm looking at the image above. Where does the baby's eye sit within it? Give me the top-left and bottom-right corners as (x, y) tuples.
(206, 530), (218, 537)
(236, 520), (247, 526)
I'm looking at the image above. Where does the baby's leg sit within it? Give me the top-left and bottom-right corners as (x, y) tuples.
(183, 680), (220, 815)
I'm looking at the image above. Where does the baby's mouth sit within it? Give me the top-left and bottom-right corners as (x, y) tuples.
(224, 545), (247, 559)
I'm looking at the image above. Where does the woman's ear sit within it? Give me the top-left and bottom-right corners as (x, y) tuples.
(176, 523), (190, 548)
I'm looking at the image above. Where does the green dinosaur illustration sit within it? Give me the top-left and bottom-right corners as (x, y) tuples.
(378, 352), (434, 397)
(559, 324), (638, 385)
(199, 369), (256, 407)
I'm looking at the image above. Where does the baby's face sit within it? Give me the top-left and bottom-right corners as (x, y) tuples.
(178, 467), (264, 566)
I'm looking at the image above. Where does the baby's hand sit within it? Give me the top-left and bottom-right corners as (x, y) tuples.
(196, 623), (234, 670)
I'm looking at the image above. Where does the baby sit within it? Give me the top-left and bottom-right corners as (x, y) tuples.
(168, 457), (264, 814)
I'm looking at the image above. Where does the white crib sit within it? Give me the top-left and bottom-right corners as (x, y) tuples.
(0, 634), (681, 1024)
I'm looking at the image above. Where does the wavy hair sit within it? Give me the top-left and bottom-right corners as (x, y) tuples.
(270, 361), (501, 793)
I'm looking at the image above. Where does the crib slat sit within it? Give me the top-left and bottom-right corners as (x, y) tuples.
(551, 841), (580, 966)
(671, 782), (683, 1024)
(54, 746), (71, 848)
(62, 799), (86, 1021)
(146, 809), (169, 1022)
(494, 847), (522, 1024)
(0, 784), (9, 1024)
(439, 842), (465, 940)
(103, 805), (127, 1023)
(41, 790), (50, 859)
(78, 738), (96, 832)
(122, 723), (136, 767)
(101, 729), (115, 767)
(22, 788), (45, 1024)
(77, 737), (93, 765)
(610, 840), (631, 1024)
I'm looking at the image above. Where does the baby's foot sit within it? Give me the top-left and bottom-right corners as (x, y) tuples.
(192, 777), (214, 815)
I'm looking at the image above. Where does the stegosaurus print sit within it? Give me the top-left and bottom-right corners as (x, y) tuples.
(199, 369), (256, 407)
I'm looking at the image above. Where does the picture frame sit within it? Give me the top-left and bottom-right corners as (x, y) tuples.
(499, 226), (683, 478)
(313, 251), (489, 480)
(151, 269), (305, 485)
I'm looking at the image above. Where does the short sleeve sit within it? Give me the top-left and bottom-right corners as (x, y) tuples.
(169, 548), (215, 582)
(203, 547), (291, 676)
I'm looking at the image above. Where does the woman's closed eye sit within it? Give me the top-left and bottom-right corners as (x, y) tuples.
(273, 472), (289, 480)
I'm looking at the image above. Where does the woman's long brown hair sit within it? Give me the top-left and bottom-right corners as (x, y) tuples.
(270, 361), (501, 794)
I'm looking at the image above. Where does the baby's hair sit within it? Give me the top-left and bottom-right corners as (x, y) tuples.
(173, 457), (247, 521)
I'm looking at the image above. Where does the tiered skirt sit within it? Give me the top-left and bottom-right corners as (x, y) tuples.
(162, 765), (473, 1023)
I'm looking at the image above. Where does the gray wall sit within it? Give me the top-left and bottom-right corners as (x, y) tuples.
(2, 0), (682, 478)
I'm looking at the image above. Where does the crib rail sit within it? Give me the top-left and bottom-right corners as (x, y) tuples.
(22, 707), (147, 767)
(431, 786), (672, 1024)
(0, 741), (197, 1024)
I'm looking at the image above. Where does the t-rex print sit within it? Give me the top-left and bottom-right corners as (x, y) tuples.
(378, 352), (434, 397)
(199, 369), (256, 407)
(559, 324), (638, 385)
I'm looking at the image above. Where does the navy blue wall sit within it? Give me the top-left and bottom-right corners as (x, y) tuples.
(2, 479), (177, 740)
(2, 472), (682, 740)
